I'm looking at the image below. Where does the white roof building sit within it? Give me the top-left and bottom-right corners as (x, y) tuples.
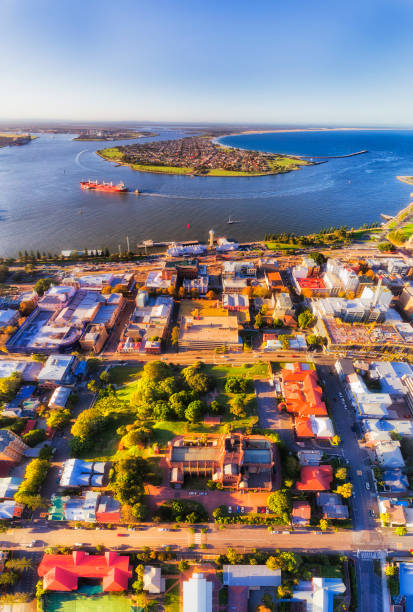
(310, 416), (335, 439)
(38, 355), (76, 385)
(347, 373), (392, 419)
(183, 573), (212, 612)
(48, 386), (71, 409)
(292, 577), (346, 612)
(375, 440), (405, 468)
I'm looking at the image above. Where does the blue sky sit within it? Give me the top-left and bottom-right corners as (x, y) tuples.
(1, 0), (413, 125)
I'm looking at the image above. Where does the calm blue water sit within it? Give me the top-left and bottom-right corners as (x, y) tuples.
(0, 128), (412, 257)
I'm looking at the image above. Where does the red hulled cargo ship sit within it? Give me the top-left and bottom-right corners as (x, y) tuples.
(80, 180), (128, 193)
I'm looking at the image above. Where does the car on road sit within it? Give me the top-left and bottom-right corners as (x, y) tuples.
(158, 527), (167, 531)
(228, 506), (232, 514)
(117, 533), (128, 537)
(365, 482), (370, 490)
(270, 531), (279, 534)
(27, 540), (38, 548)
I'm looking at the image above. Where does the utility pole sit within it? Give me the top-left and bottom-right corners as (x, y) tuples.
(126, 236), (130, 253)
(118, 244), (121, 257)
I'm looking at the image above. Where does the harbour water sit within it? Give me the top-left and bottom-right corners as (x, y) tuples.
(0, 128), (413, 257)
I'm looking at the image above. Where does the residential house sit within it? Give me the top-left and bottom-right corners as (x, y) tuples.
(143, 566), (165, 594)
(296, 465), (333, 491)
(317, 493), (349, 520)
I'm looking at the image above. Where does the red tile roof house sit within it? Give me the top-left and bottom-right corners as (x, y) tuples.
(38, 551), (132, 592)
(296, 465), (333, 491)
(291, 501), (311, 526)
(279, 366), (328, 418)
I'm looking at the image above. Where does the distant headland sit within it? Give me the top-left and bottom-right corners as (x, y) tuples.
(0, 133), (35, 148)
(97, 135), (313, 177)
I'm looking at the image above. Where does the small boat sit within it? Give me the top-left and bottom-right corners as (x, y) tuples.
(227, 216), (240, 224)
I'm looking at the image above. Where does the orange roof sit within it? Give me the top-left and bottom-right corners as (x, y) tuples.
(296, 465), (333, 491)
(280, 368), (327, 417)
(267, 272), (283, 284)
(294, 417), (314, 438)
(38, 551), (132, 592)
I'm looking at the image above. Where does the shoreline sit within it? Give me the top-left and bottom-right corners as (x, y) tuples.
(223, 126), (413, 138)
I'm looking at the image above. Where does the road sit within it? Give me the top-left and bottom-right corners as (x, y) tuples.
(1, 521), (410, 555)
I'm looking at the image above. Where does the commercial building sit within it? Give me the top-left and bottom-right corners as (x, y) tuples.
(182, 572), (213, 612)
(37, 355), (78, 386)
(324, 258), (360, 295)
(59, 459), (108, 488)
(167, 434), (276, 491)
(7, 286), (123, 354)
(317, 318), (413, 356)
(178, 315), (242, 351)
(38, 551), (132, 592)
(0, 359), (42, 382)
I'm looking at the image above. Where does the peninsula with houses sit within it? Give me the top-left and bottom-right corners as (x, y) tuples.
(97, 135), (313, 177)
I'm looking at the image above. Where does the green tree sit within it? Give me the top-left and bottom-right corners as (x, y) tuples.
(47, 408), (71, 430)
(335, 482), (353, 499)
(331, 435), (341, 446)
(267, 490), (291, 521)
(298, 309), (316, 329)
(5, 557), (32, 572)
(34, 278), (53, 296)
(266, 556), (280, 571)
(178, 560), (189, 572)
(335, 467), (347, 481)
(395, 526), (407, 536)
(0, 372), (22, 401)
(229, 394), (247, 418)
(185, 400), (205, 423)
(254, 312), (263, 329)
(171, 326), (180, 346)
(319, 518), (329, 531)
(385, 564), (396, 577)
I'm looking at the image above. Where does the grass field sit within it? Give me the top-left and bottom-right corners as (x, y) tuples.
(206, 362), (269, 379)
(265, 242), (298, 251)
(45, 593), (132, 612)
(97, 147), (123, 160)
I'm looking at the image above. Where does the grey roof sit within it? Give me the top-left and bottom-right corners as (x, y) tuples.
(223, 565), (281, 587)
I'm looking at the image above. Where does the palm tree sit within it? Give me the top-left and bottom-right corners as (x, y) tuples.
(6, 556), (32, 572)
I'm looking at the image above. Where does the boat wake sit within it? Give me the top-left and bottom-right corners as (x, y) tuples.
(137, 181), (334, 200)
(75, 150), (91, 170)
